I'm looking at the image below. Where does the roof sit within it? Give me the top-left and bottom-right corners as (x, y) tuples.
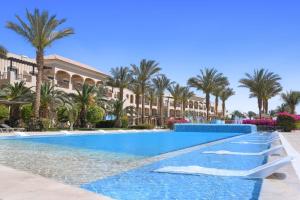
(44, 54), (109, 78)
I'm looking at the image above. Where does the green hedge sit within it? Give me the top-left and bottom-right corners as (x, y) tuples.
(95, 120), (115, 128)
(129, 124), (154, 129)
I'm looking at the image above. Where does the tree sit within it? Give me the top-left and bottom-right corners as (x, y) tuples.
(231, 110), (245, 120)
(108, 66), (131, 101)
(281, 91), (300, 114)
(71, 83), (96, 128)
(212, 81), (229, 116)
(0, 45), (7, 57)
(87, 105), (104, 126)
(247, 111), (257, 120)
(239, 69), (281, 118)
(39, 82), (69, 119)
(152, 74), (173, 126)
(188, 68), (228, 120)
(131, 59), (161, 124)
(220, 87), (235, 118)
(106, 99), (125, 127)
(146, 86), (156, 118)
(275, 103), (290, 113)
(0, 81), (32, 126)
(180, 87), (194, 118)
(128, 80), (141, 124)
(7, 9), (74, 119)
(168, 83), (184, 117)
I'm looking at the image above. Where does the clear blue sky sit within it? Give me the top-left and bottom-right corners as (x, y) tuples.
(1, 0), (300, 113)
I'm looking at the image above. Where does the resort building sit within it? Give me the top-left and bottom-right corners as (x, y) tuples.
(0, 53), (215, 123)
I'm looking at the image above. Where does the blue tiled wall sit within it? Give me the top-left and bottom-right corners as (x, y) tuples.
(174, 124), (257, 133)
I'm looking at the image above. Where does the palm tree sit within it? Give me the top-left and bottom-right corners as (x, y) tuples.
(128, 81), (141, 124)
(108, 66), (131, 101)
(261, 72), (282, 114)
(0, 81), (32, 126)
(180, 87), (194, 118)
(220, 87), (235, 118)
(188, 68), (228, 120)
(7, 9), (74, 119)
(39, 82), (69, 119)
(247, 111), (257, 120)
(212, 81), (229, 116)
(168, 83), (184, 117)
(131, 59), (161, 123)
(146, 86), (156, 118)
(275, 103), (290, 113)
(71, 83), (96, 128)
(239, 69), (281, 118)
(152, 74), (172, 126)
(0, 45), (7, 57)
(281, 91), (300, 114)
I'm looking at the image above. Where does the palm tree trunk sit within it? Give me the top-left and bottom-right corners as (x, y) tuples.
(265, 99), (269, 114)
(222, 100), (225, 118)
(34, 50), (44, 119)
(258, 98), (262, 119)
(173, 100), (176, 117)
(206, 93), (210, 121)
(159, 95), (164, 126)
(141, 86), (145, 124)
(215, 96), (219, 116)
(119, 87), (124, 101)
(135, 94), (140, 124)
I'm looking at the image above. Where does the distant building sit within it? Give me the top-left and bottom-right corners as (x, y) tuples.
(0, 53), (215, 124)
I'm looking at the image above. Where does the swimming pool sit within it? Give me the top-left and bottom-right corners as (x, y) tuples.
(0, 130), (272, 199)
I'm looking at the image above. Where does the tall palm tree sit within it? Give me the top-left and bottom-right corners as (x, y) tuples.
(168, 83), (183, 117)
(0, 81), (32, 126)
(152, 74), (172, 126)
(180, 87), (194, 118)
(212, 81), (229, 116)
(275, 103), (290, 113)
(261, 72), (282, 114)
(146, 86), (156, 118)
(188, 68), (228, 120)
(108, 66), (131, 101)
(7, 9), (74, 119)
(128, 80), (141, 124)
(71, 83), (96, 128)
(0, 45), (7, 57)
(281, 91), (300, 114)
(39, 82), (69, 119)
(131, 59), (161, 123)
(220, 87), (235, 118)
(239, 69), (281, 118)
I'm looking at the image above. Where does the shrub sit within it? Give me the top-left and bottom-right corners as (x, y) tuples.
(0, 104), (9, 121)
(167, 118), (189, 129)
(21, 104), (33, 124)
(27, 118), (43, 131)
(121, 115), (129, 128)
(57, 107), (69, 123)
(277, 113), (296, 132)
(95, 120), (115, 128)
(87, 106), (104, 125)
(129, 124), (155, 129)
(242, 119), (277, 126)
(40, 118), (50, 131)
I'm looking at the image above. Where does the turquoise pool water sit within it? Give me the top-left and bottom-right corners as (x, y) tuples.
(0, 131), (273, 199)
(10, 131), (243, 156)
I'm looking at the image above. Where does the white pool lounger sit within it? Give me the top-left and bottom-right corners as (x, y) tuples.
(231, 138), (280, 145)
(154, 157), (292, 178)
(202, 145), (283, 156)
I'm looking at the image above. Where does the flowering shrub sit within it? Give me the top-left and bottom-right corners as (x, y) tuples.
(242, 119), (277, 126)
(277, 112), (300, 121)
(167, 118), (189, 129)
(277, 113), (296, 132)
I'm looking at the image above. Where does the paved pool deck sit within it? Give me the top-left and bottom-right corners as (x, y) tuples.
(260, 132), (300, 200)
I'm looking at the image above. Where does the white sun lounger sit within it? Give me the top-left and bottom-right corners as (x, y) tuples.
(154, 156), (292, 179)
(231, 138), (280, 145)
(202, 145), (283, 156)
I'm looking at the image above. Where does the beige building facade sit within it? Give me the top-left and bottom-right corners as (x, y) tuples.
(0, 53), (215, 124)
